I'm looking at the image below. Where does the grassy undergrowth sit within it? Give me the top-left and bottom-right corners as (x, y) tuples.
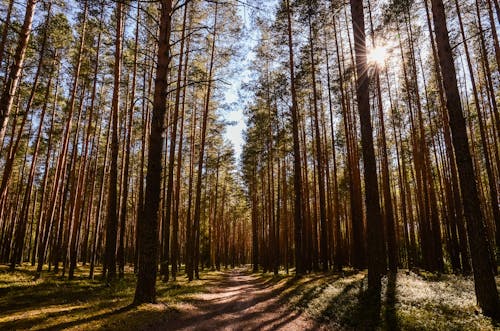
(0, 263), (223, 330)
(261, 269), (500, 330)
(1, 264), (499, 330)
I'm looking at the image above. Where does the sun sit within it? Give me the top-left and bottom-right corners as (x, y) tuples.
(367, 46), (388, 67)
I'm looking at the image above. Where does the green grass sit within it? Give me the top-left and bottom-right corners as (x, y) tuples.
(0, 264), (223, 330)
(1, 264), (499, 330)
(259, 269), (500, 330)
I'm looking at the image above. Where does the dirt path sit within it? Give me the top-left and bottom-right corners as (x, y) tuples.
(151, 269), (319, 331)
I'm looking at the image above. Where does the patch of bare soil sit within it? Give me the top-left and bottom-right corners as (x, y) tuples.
(148, 269), (321, 331)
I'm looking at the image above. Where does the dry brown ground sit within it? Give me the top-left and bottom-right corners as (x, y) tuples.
(149, 269), (321, 331)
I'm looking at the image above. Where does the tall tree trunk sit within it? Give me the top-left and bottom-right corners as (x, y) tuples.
(172, 11), (191, 280)
(350, 0), (386, 291)
(341, 6), (367, 269)
(134, 0), (172, 304)
(118, 2), (140, 279)
(453, 0), (500, 261)
(104, 1), (124, 281)
(136, 38), (155, 273)
(189, 2), (218, 281)
(423, 0), (470, 273)
(430, 0), (500, 318)
(0, 0), (14, 75)
(307, 13), (327, 272)
(285, 0), (304, 276)
(367, 0), (398, 273)
(324, 32), (341, 271)
(90, 108), (112, 280)
(0, 0), (37, 145)
(162, 1), (188, 281)
(9, 6), (52, 269)
(36, 0), (88, 278)
(185, 83), (198, 280)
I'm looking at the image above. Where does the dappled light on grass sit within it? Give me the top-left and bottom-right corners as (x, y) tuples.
(392, 272), (495, 330)
(267, 269), (499, 330)
(0, 303), (87, 324)
(0, 264), (219, 330)
(1, 265), (499, 330)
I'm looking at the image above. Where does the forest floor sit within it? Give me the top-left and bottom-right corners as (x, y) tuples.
(0, 264), (499, 330)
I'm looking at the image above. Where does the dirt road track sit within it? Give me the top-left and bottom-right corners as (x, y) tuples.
(148, 269), (321, 331)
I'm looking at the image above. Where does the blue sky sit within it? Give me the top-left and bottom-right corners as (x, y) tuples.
(223, 85), (246, 159)
(222, 0), (276, 160)
(221, 2), (255, 160)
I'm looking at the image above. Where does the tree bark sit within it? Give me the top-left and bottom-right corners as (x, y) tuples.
(430, 0), (500, 318)
(188, 2), (218, 281)
(285, 0), (304, 276)
(350, 0), (386, 291)
(134, 0), (172, 304)
(0, 0), (37, 145)
(104, 1), (124, 281)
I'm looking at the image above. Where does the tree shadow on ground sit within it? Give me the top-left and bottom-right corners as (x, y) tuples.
(0, 265), (199, 331)
(154, 271), (321, 330)
(385, 272), (398, 331)
(0, 275), (134, 315)
(315, 273), (399, 330)
(35, 304), (135, 331)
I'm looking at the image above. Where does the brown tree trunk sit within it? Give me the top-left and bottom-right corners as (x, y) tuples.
(189, 2), (218, 281)
(285, 0), (304, 275)
(307, 12), (327, 272)
(350, 0), (386, 291)
(0, 0), (14, 75)
(324, 28), (342, 271)
(9, 6), (52, 269)
(367, 0), (398, 272)
(34, 64), (60, 278)
(118, 3), (140, 279)
(341, 7), (367, 269)
(36, 0), (88, 278)
(162, 1), (189, 281)
(453, 0), (500, 260)
(172, 11), (192, 280)
(0, 0), (37, 145)
(423, 0), (471, 273)
(90, 108), (112, 280)
(430, 0), (500, 318)
(134, 0), (172, 304)
(104, 1), (124, 281)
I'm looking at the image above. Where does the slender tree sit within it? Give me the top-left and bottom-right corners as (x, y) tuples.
(350, 0), (386, 291)
(134, 0), (173, 304)
(430, 0), (500, 318)
(0, 0), (37, 146)
(284, 0), (305, 276)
